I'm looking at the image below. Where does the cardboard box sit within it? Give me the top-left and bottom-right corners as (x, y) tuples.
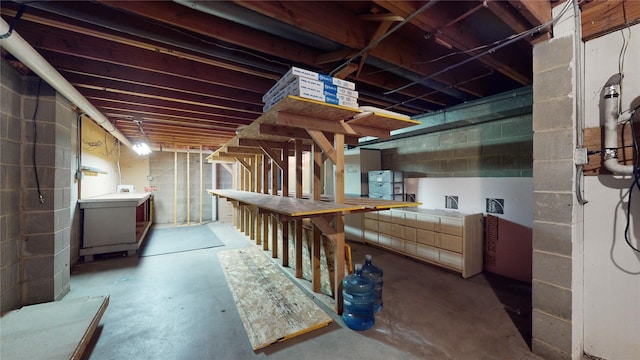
(263, 66), (356, 101)
(263, 80), (359, 112)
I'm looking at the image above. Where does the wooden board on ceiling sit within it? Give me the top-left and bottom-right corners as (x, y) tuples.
(581, 0), (640, 41)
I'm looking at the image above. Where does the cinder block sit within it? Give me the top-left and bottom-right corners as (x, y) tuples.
(23, 211), (54, 235)
(21, 143), (57, 169)
(533, 65), (573, 102)
(533, 221), (572, 256)
(0, 285), (20, 312)
(22, 277), (54, 305)
(1, 86), (21, 120)
(533, 129), (574, 161)
(22, 255), (53, 280)
(533, 280), (572, 320)
(532, 309), (572, 356)
(533, 97), (574, 132)
(1, 61), (23, 94)
(533, 250), (572, 288)
(54, 208), (71, 231)
(0, 190), (19, 217)
(532, 338), (570, 360)
(55, 123), (72, 150)
(23, 121), (56, 145)
(22, 233), (54, 256)
(533, 192), (574, 224)
(1, 163), (21, 189)
(1, 140), (20, 166)
(22, 95), (56, 123)
(441, 158), (467, 173)
(533, 160), (574, 192)
(533, 36), (574, 74)
(501, 116), (533, 138)
(439, 129), (467, 146)
(21, 166), (56, 189)
(0, 251), (19, 292)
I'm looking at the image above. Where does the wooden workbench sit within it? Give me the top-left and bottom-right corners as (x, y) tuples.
(206, 96), (421, 311)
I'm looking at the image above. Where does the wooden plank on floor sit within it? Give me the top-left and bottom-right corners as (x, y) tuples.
(0, 295), (109, 360)
(217, 246), (332, 350)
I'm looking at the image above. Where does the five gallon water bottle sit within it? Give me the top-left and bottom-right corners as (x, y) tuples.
(361, 254), (383, 313)
(342, 263), (375, 331)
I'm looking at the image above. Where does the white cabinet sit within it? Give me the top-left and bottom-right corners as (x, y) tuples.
(363, 208), (484, 278)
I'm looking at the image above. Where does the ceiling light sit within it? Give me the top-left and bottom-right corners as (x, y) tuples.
(133, 142), (152, 156)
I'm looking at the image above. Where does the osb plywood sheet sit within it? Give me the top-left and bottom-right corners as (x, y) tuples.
(1, 295), (109, 360)
(217, 246), (332, 350)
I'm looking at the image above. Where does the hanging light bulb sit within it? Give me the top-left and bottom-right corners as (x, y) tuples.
(133, 119), (152, 156)
(133, 142), (152, 156)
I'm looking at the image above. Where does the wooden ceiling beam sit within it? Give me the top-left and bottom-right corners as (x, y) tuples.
(507, 0), (552, 28)
(15, 21), (274, 94)
(374, 0), (532, 85)
(81, 89), (261, 119)
(236, 0), (490, 98)
(65, 73), (263, 115)
(98, 105), (254, 127)
(97, 0), (317, 66)
(40, 50), (264, 102)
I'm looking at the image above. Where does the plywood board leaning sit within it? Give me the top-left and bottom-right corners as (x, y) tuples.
(217, 246), (333, 350)
(0, 295), (109, 360)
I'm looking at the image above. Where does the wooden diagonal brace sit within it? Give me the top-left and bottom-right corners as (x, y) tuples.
(256, 140), (286, 170)
(307, 129), (337, 165)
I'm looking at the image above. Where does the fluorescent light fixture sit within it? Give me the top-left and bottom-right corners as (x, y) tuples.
(133, 142), (152, 156)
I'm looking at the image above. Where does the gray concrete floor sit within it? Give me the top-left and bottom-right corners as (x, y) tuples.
(67, 221), (542, 360)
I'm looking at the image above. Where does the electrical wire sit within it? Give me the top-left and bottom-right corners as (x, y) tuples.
(615, 2), (639, 253)
(384, 0), (574, 96)
(624, 108), (640, 253)
(31, 78), (44, 204)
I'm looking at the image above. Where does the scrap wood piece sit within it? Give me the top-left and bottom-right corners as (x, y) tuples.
(0, 295), (109, 360)
(217, 246), (332, 350)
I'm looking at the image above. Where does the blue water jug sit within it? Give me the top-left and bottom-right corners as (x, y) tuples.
(361, 254), (383, 313)
(342, 263), (375, 331)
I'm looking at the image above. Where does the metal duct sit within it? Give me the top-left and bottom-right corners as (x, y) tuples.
(0, 17), (133, 148)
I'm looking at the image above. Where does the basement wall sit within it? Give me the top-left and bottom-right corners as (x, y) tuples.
(581, 23), (640, 360)
(150, 151), (213, 225)
(0, 60), (78, 311)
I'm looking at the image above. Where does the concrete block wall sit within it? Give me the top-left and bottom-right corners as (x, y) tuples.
(1, 60), (24, 312)
(364, 114), (532, 178)
(21, 78), (73, 304)
(1, 60), (76, 310)
(531, 32), (581, 360)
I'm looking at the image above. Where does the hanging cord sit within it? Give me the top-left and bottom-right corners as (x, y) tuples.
(624, 107), (640, 253)
(0, 4), (26, 39)
(32, 78), (45, 204)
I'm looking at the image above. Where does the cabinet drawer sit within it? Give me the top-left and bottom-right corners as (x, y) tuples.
(378, 221), (392, 235)
(391, 237), (404, 252)
(368, 170), (402, 183)
(404, 226), (417, 242)
(378, 233), (392, 247)
(364, 211), (378, 220)
(436, 233), (463, 253)
(439, 250), (463, 270)
(416, 229), (435, 246)
(391, 223), (404, 238)
(416, 244), (438, 262)
(391, 210), (405, 225)
(378, 210), (392, 222)
(403, 240), (417, 256)
(404, 212), (417, 228)
(369, 181), (394, 195)
(416, 214), (438, 231)
(438, 217), (463, 236)
(364, 229), (378, 243)
(364, 218), (378, 231)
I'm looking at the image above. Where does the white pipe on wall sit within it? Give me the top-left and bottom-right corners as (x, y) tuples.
(602, 84), (634, 175)
(0, 18), (133, 148)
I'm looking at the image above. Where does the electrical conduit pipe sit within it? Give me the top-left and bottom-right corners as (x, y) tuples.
(602, 83), (634, 175)
(0, 18), (133, 148)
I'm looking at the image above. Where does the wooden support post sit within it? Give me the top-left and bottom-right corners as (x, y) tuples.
(199, 146), (203, 224)
(281, 142), (289, 265)
(295, 139), (303, 278)
(334, 133), (345, 313)
(187, 146), (190, 226)
(312, 142), (323, 292)
(173, 146), (178, 226)
(262, 156), (269, 251)
(254, 155), (262, 245)
(271, 159), (278, 258)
